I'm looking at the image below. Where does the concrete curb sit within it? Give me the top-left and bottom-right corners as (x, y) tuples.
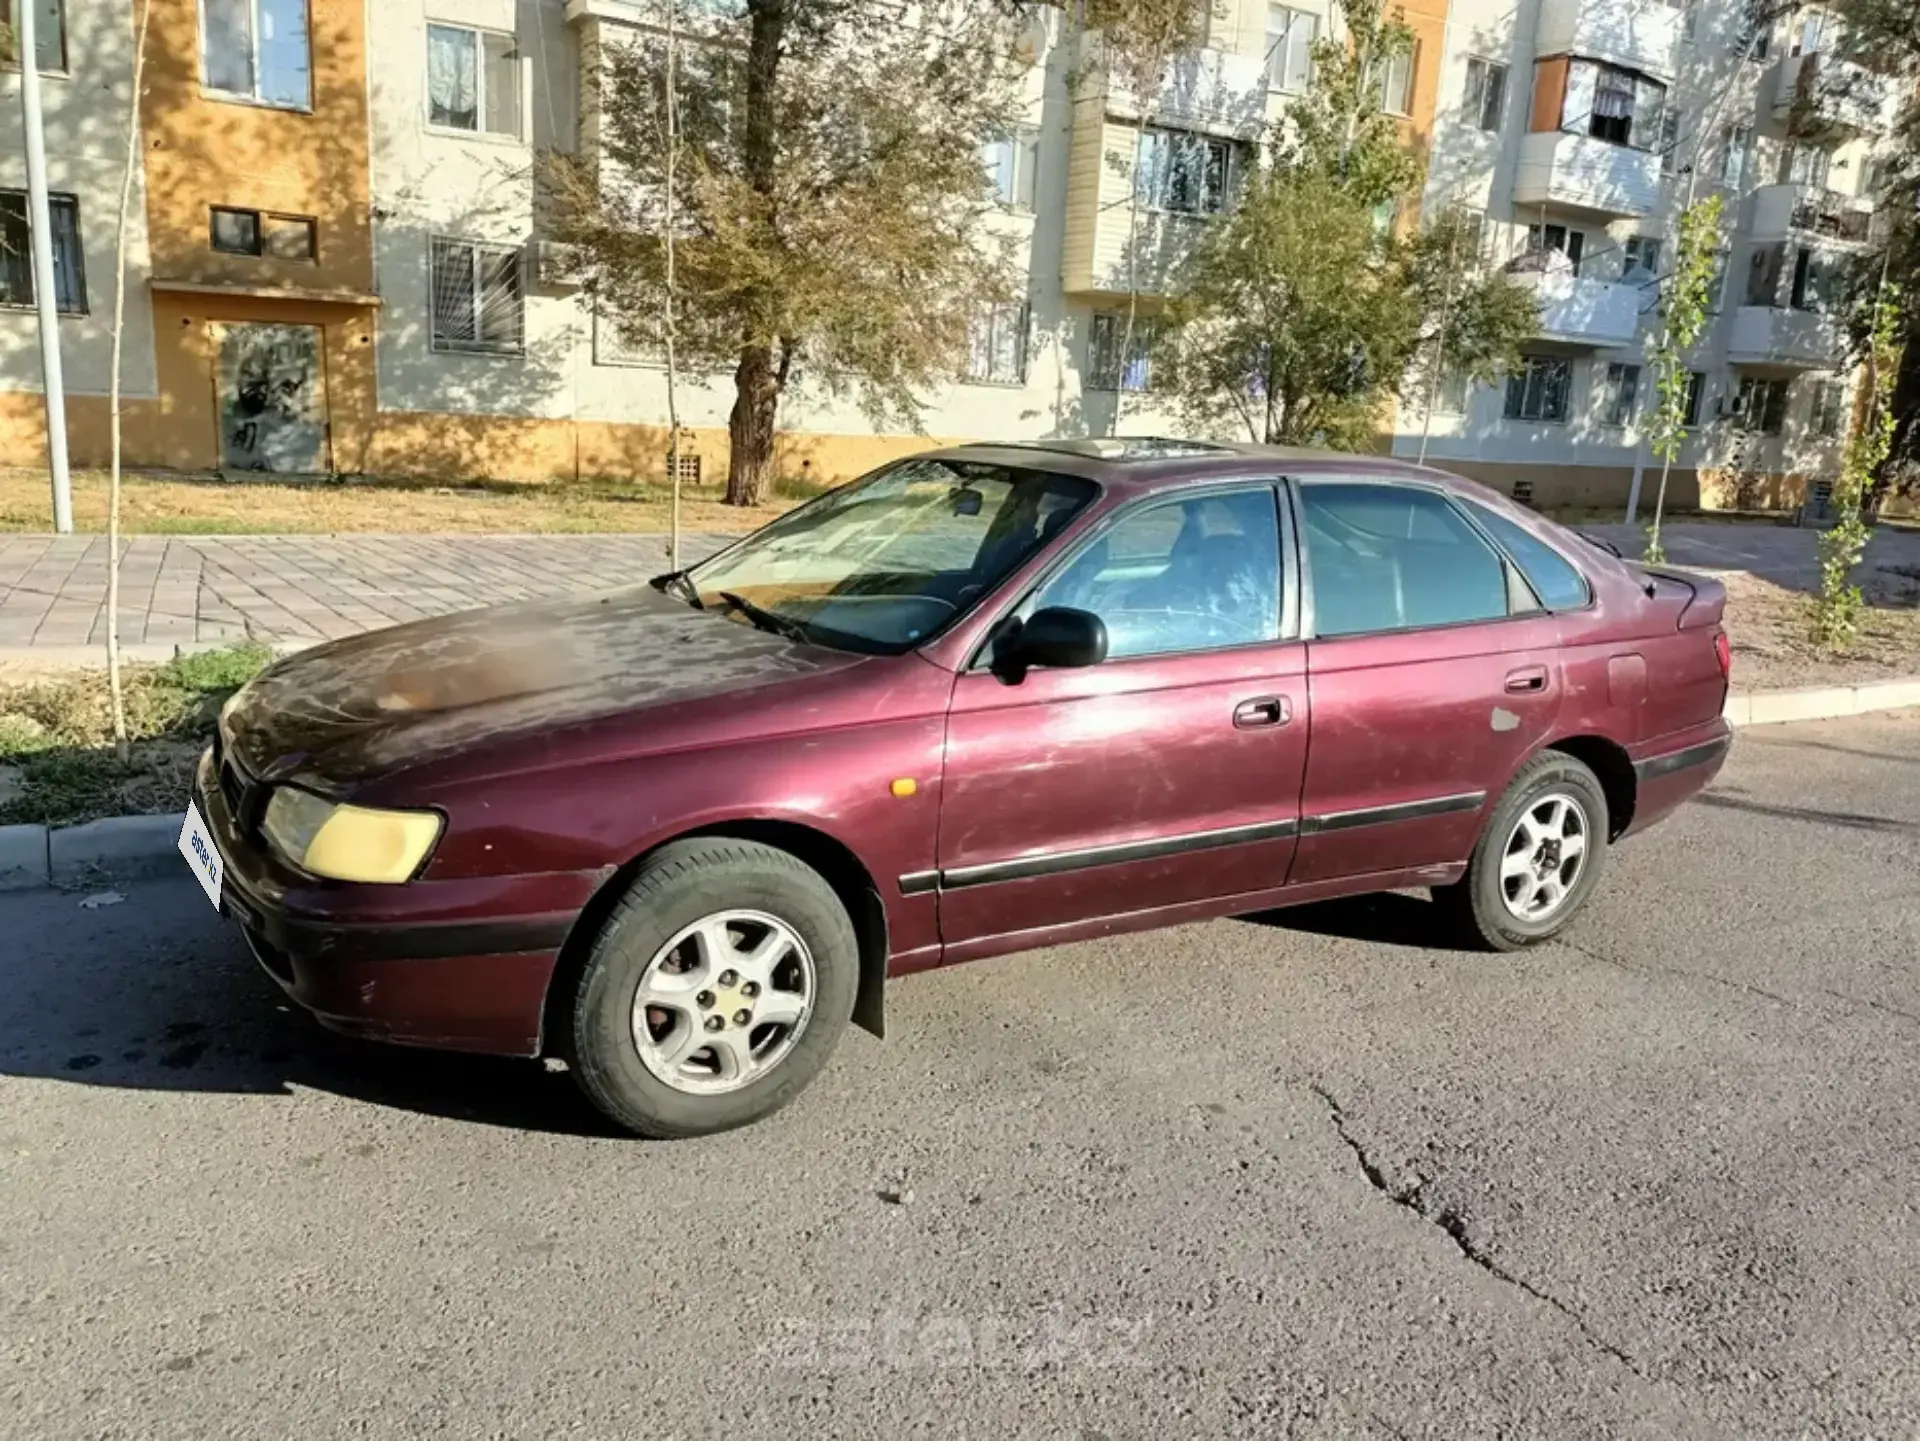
(1, 678), (1915, 895)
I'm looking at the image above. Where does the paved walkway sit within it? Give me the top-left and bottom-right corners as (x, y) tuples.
(1, 522), (1916, 667)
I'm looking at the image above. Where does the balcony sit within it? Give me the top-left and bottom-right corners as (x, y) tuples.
(1535, 0), (1678, 81)
(1514, 270), (1642, 348)
(1063, 207), (1209, 297)
(1513, 132), (1661, 218)
(1083, 35), (1268, 140)
(1770, 52), (1896, 134)
(1750, 183), (1877, 246)
(1726, 306), (1846, 370)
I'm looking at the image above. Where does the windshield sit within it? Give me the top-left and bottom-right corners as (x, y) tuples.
(679, 458), (1099, 653)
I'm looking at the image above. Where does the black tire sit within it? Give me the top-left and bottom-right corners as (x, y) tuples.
(1434, 750), (1611, 952)
(569, 838), (858, 1138)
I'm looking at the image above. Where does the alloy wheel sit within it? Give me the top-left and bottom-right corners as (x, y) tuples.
(1498, 792), (1590, 922)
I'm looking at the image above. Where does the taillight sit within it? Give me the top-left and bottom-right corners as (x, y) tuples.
(1714, 631), (1732, 679)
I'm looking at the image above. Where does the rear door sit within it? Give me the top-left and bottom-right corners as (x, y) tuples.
(1290, 478), (1565, 885)
(936, 483), (1311, 947)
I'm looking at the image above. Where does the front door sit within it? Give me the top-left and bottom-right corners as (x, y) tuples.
(217, 322), (328, 474)
(1290, 479), (1564, 884)
(936, 484), (1311, 948)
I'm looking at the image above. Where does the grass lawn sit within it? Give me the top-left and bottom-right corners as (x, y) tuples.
(0, 468), (815, 536)
(0, 643), (274, 827)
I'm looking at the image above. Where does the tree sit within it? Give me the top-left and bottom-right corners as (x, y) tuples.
(1814, 276), (1904, 648)
(1160, 0), (1535, 447)
(548, 0), (1027, 506)
(1641, 194), (1725, 566)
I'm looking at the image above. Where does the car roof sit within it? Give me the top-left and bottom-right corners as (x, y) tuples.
(921, 437), (1479, 494)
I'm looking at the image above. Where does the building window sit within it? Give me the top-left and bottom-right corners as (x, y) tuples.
(1659, 109), (1683, 175)
(1504, 356), (1573, 423)
(1623, 236), (1662, 284)
(1434, 366), (1473, 414)
(1681, 370), (1706, 426)
(1089, 312), (1157, 392)
(1809, 378), (1845, 437)
(0, 190), (85, 314)
(1135, 127), (1235, 216)
(1705, 250), (1730, 312)
(430, 238), (524, 354)
(1790, 245), (1841, 312)
(967, 300), (1029, 385)
(1377, 44), (1415, 116)
(1780, 143), (1834, 190)
(981, 130), (1039, 211)
(209, 206), (316, 260)
(1463, 56), (1507, 131)
(1525, 222), (1586, 274)
(1740, 8), (1772, 59)
(0, 0), (67, 71)
(1735, 376), (1791, 434)
(1718, 124), (1751, 188)
(1598, 362), (1642, 426)
(1681, 0), (1698, 42)
(201, 0), (312, 109)
(1569, 60), (1666, 149)
(426, 23), (522, 137)
(1266, 6), (1317, 92)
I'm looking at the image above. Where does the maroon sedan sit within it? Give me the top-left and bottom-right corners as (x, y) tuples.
(188, 440), (1731, 1137)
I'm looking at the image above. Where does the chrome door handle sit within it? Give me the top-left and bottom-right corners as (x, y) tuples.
(1233, 696), (1291, 728)
(1505, 666), (1549, 694)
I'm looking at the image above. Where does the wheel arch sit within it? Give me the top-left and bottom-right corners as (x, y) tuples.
(541, 818), (891, 1059)
(1543, 733), (1637, 839)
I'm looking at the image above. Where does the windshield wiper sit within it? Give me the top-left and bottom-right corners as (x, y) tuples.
(657, 570), (704, 609)
(716, 591), (811, 645)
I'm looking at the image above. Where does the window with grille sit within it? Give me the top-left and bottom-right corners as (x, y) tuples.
(430, 238), (524, 354)
(967, 300), (1029, 385)
(427, 23), (522, 137)
(1266, 6), (1316, 93)
(668, 453), (702, 483)
(201, 0), (311, 109)
(1089, 312), (1158, 392)
(1504, 356), (1572, 423)
(0, 190), (86, 314)
(1463, 57), (1507, 131)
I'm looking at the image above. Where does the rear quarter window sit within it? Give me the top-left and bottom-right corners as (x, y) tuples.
(1462, 502), (1593, 611)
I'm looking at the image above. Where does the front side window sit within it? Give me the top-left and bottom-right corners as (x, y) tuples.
(430, 238), (524, 354)
(1301, 484), (1514, 637)
(1598, 362), (1642, 427)
(1504, 356), (1573, 423)
(202, 0), (311, 109)
(1463, 502), (1592, 610)
(1089, 312), (1158, 392)
(981, 130), (1039, 210)
(1028, 489), (1281, 660)
(684, 459), (1099, 654)
(967, 300), (1029, 385)
(1266, 6), (1317, 92)
(0, 0), (66, 70)
(0, 190), (85, 314)
(1464, 56), (1507, 131)
(427, 23), (522, 136)
(1135, 127), (1234, 216)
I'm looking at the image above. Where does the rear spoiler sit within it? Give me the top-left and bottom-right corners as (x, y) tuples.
(1576, 531), (1623, 558)
(1632, 563), (1728, 631)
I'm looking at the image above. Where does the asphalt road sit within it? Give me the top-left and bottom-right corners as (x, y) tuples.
(4, 712), (1920, 1440)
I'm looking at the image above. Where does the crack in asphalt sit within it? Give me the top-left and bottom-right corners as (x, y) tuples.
(1310, 1083), (1645, 1379)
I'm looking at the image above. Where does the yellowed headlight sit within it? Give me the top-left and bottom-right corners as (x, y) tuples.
(263, 788), (443, 883)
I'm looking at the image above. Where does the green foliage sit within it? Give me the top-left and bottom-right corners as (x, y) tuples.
(155, 641), (276, 694)
(1161, 0), (1535, 446)
(1814, 282), (1905, 651)
(1642, 194), (1726, 564)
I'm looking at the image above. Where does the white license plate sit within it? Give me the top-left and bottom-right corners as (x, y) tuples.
(178, 801), (224, 910)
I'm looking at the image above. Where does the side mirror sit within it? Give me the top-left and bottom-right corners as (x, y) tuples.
(997, 606), (1107, 678)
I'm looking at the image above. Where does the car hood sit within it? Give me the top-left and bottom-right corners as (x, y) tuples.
(221, 585), (864, 787)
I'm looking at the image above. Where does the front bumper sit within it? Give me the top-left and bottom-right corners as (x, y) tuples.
(195, 750), (598, 1057)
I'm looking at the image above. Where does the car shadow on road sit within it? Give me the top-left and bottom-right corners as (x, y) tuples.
(0, 915), (628, 1139)
(1237, 890), (1456, 950)
(1696, 790), (1919, 834)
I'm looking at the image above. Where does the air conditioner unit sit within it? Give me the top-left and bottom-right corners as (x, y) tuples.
(532, 239), (585, 289)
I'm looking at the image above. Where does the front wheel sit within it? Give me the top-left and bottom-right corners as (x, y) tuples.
(1435, 751), (1610, 952)
(568, 838), (858, 1138)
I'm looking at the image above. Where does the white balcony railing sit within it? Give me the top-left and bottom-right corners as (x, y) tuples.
(1750, 183), (1877, 245)
(1513, 132), (1661, 218)
(1514, 271), (1643, 349)
(1770, 52), (1896, 133)
(1091, 36), (1269, 139)
(1726, 306), (1846, 369)
(1535, 0), (1678, 81)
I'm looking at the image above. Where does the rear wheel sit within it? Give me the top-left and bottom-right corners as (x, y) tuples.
(569, 839), (858, 1138)
(1436, 751), (1610, 951)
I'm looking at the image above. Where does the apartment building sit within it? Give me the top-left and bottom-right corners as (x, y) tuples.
(0, 0), (1902, 505)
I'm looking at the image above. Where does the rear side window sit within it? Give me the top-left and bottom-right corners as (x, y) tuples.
(1460, 501), (1592, 611)
(1300, 483), (1511, 637)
